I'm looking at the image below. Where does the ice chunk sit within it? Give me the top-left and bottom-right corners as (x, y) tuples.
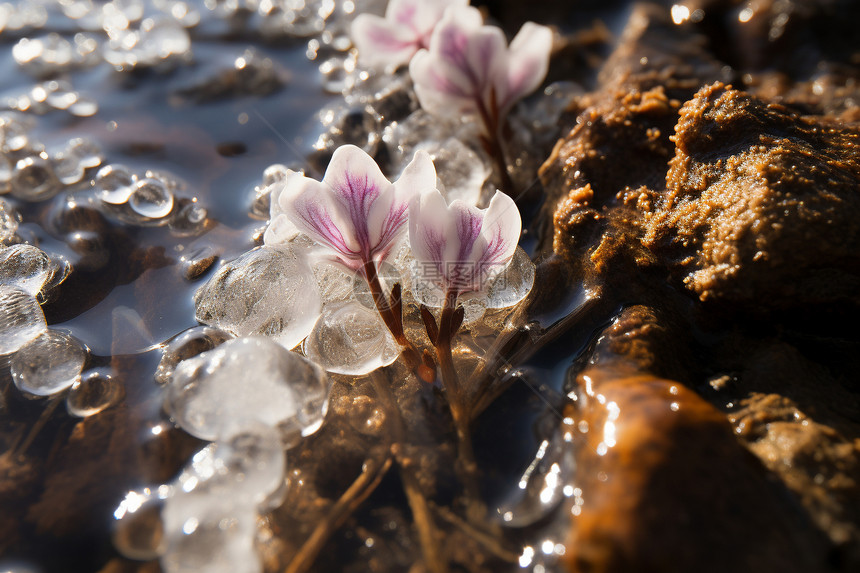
(155, 326), (232, 385)
(66, 368), (124, 417)
(129, 177), (175, 220)
(11, 155), (61, 201)
(303, 300), (400, 375)
(178, 424), (285, 508)
(0, 198), (18, 243)
(112, 487), (167, 561)
(194, 246), (321, 350)
(161, 503), (260, 573)
(484, 246), (535, 309)
(0, 284), (47, 355)
(95, 164), (137, 205)
(313, 101), (380, 156)
(166, 337), (329, 443)
(11, 329), (87, 396)
(0, 243), (52, 296)
(384, 110), (489, 205)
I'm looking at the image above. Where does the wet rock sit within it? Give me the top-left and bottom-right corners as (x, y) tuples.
(715, 339), (860, 566)
(644, 82), (860, 310)
(540, 2), (727, 210)
(563, 309), (828, 573)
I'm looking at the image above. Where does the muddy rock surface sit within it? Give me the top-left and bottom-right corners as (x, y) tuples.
(538, 1), (860, 571)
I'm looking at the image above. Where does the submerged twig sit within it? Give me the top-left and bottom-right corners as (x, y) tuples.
(285, 447), (393, 573)
(370, 371), (448, 573)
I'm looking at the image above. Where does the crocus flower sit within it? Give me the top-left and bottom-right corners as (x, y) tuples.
(409, 188), (521, 303)
(351, 0), (468, 69)
(408, 5), (552, 123)
(265, 145), (437, 273)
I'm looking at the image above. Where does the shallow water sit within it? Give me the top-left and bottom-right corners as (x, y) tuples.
(0, 2), (598, 571)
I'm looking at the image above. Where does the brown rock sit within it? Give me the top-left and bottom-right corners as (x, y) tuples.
(644, 82), (860, 309)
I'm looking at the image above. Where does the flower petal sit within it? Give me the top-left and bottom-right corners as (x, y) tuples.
(367, 150), (437, 261)
(408, 187), (451, 278)
(499, 22), (553, 111)
(264, 177), (301, 246)
(277, 173), (359, 265)
(323, 145), (393, 256)
(409, 5), (509, 119)
(471, 190), (521, 278)
(409, 49), (477, 116)
(352, 13), (419, 68)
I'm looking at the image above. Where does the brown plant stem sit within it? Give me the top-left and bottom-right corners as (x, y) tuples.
(284, 447), (393, 573)
(435, 289), (485, 523)
(476, 93), (515, 197)
(370, 372), (448, 573)
(363, 260), (435, 383)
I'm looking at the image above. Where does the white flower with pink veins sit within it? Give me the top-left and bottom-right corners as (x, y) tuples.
(408, 5), (553, 126)
(351, 0), (469, 69)
(408, 187), (524, 308)
(266, 144), (437, 276)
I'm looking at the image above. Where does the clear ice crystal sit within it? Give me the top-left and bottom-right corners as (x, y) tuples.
(166, 336), (329, 443)
(11, 155), (61, 201)
(53, 137), (103, 185)
(112, 488), (167, 561)
(11, 329), (87, 396)
(484, 246), (536, 310)
(155, 326), (233, 385)
(180, 424), (285, 507)
(194, 246), (321, 350)
(303, 300), (400, 376)
(313, 101), (380, 156)
(0, 198), (19, 243)
(95, 163), (137, 204)
(66, 368), (124, 417)
(161, 480), (260, 573)
(0, 243), (52, 296)
(383, 110), (489, 205)
(129, 177), (175, 219)
(0, 284), (47, 355)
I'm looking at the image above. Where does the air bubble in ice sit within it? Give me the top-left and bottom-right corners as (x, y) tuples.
(0, 284), (47, 355)
(11, 329), (87, 396)
(165, 337), (329, 443)
(95, 164), (136, 204)
(0, 243), (52, 296)
(129, 177), (175, 219)
(66, 368), (124, 417)
(303, 300), (400, 376)
(193, 246), (321, 350)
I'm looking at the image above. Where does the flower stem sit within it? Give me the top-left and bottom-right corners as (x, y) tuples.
(476, 94), (515, 198)
(435, 289), (485, 523)
(363, 260), (435, 383)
